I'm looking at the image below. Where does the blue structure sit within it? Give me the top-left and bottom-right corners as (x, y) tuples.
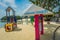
(6, 7), (17, 23)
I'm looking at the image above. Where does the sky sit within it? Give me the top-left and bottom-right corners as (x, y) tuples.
(0, 0), (32, 19)
(0, 0), (60, 19)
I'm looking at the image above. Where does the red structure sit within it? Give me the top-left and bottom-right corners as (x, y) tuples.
(34, 14), (40, 40)
(39, 14), (44, 35)
(34, 14), (44, 40)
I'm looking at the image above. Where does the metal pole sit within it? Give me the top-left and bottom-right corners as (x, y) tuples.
(53, 26), (60, 40)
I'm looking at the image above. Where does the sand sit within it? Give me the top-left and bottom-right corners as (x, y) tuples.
(0, 21), (60, 40)
(0, 23), (35, 40)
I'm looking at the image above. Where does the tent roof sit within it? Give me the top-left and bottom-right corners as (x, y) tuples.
(25, 4), (44, 12)
(23, 4), (53, 16)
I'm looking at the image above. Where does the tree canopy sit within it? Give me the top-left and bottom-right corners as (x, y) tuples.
(1, 16), (22, 20)
(29, 0), (60, 13)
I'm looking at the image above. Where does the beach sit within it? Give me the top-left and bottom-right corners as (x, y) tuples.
(0, 23), (35, 40)
(0, 22), (60, 40)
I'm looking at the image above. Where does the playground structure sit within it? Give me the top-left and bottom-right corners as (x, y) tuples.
(5, 7), (17, 32)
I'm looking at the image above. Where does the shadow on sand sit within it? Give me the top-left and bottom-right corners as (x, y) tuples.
(41, 24), (59, 40)
(13, 28), (22, 32)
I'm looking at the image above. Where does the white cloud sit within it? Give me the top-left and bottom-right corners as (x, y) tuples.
(0, 2), (7, 7)
(0, 0), (17, 8)
(4, 0), (15, 4)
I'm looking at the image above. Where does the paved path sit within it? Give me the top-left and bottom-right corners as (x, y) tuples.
(41, 21), (60, 40)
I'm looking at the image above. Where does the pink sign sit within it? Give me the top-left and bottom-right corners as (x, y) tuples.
(39, 14), (44, 35)
(34, 14), (40, 40)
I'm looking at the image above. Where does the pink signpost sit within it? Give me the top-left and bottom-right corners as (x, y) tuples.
(34, 14), (40, 40)
(39, 14), (44, 35)
(34, 14), (44, 40)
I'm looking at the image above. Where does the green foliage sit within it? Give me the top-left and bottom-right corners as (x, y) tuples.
(16, 16), (21, 20)
(1, 16), (21, 20)
(1, 16), (7, 20)
(44, 14), (54, 21)
(24, 16), (28, 18)
(29, 0), (60, 13)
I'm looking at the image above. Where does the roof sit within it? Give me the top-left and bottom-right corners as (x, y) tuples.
(23, 4), (53, 16)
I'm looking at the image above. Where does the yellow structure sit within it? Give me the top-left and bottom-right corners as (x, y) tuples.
(5, 23), (17, 32)
(5, 23), (13, 32)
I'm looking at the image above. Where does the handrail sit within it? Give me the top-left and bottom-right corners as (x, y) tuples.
(53, 26), (60, 40)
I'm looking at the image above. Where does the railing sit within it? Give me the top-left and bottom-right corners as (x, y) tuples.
(53, 26), (60, 40)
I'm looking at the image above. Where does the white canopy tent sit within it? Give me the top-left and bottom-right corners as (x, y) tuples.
(23, 4), (53, 17)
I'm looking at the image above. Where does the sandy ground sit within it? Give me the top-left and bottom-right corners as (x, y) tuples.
(0, 23), (35, 40)
(0, 22), (60, 40)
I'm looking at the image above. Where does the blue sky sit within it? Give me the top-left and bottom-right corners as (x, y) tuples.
(0, 0), (60, 19)
(0, 0), (32, 18)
